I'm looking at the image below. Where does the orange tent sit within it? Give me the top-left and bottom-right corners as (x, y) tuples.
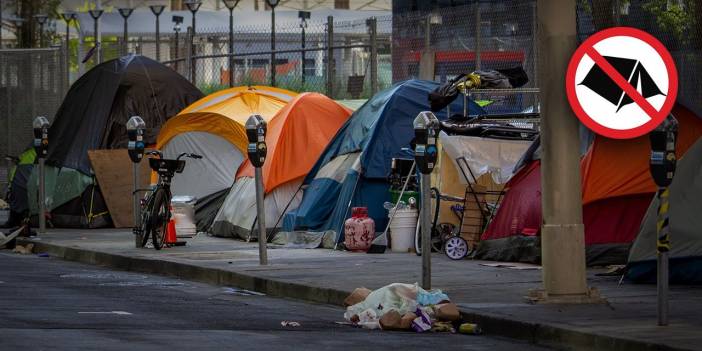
(482, 104), (702, 265)
(210, 93), (352, 239)
(582, 104), (702, 204)
(237, 92), (353, 192)
(154, 86), (296, 200)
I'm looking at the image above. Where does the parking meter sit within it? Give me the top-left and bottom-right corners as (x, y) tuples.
(413, 111), (440, 290)
(649, 115), (678, 187)
(649, 114), (678, 327)
(127, 116), (146, 247)
(246, 115), (267, 168)
(413, 111), (440, 175)
(33, 116), (50, 157)
(127, 116), (146, 163)
(33, 116), (50, 234)
(246, 114), (268, 265)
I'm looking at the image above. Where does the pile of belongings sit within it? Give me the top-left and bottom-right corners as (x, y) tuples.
(428, 66), (529, 112)
(343, 283), (465, 333)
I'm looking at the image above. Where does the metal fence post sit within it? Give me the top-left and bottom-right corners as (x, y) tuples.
(326, 16), (334, 98)
(187, 26), (194, 84)
(475, 2), (482, 70)
(368, 17), (378, 96)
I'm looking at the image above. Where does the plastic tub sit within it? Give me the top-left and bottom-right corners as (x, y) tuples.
(388, 208), (418, 253)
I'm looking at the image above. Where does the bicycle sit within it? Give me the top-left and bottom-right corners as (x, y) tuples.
(133, 150), (202, 250)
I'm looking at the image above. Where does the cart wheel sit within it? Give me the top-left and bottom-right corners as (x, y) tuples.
(444, 236), (469, 260)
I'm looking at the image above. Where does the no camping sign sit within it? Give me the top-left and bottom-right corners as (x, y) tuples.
(566, 27), (678, 139)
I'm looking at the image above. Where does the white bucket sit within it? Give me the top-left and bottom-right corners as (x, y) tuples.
(388, 208), (418, 253)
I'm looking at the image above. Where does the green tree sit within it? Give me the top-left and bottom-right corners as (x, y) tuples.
(12, 0), (61, 48)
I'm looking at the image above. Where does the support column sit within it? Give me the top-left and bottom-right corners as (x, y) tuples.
(532, 0), (601, 303)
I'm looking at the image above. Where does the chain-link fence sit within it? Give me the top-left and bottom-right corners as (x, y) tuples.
(577, 0), (701, 117)
(0, 47), (67, 193)
(149, 15), (393, 99)
(392, 0), (540, 115)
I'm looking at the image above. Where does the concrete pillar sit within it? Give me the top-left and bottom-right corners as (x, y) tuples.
(533, 0), (600, 303)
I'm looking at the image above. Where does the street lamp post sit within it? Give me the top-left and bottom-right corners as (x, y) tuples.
(149, 5), (166, 61)
(298, 11), (310, 87)
(0, 0), (3, 48)
(34, 14), (49, 48)
(88, 9), (104, 63)
(266, 0), (280, 86)
(61, 12), (77, 86)
(184, 0), (202, 85)
(118, 8), (134, 56)
(223, 0), (240, 88)
(172, 15), (183, 72)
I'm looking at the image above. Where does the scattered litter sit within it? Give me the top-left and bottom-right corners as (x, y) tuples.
(479, 262), (541, 270)
(78, 311), (132, 315)
(36, 252), (49, 257)
(417, 289), (449, 305)
(458, 323), (482, 335)
(411, 308), (433, 332)
(281, 321), (301, 327)
(596, 265), (626, 276)
(343, 282), (481, 335)
(222, 287), (265, 296)
(12, 243), (34, 255)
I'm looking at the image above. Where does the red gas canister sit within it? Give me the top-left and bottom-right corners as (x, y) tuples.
(344, 207), (375, 252)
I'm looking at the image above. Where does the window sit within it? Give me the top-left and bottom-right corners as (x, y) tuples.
(335, 0), (350, 10)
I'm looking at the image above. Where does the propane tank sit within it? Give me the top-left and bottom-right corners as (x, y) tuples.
(344, 207), (375, 252)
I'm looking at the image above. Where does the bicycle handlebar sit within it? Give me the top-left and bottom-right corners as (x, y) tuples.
(176, 153), (203, 161)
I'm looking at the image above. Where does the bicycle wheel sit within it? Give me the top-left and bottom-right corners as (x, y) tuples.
(137, 195), (152, 248)
(150, 188), (169, 250)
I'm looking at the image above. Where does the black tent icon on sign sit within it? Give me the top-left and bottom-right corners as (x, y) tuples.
(579, 56), (665, 112)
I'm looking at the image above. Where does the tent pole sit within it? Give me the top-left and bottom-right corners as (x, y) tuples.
(268, 183), (304, 242)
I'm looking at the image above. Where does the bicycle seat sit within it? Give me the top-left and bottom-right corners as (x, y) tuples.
(149, 158), (186, 175)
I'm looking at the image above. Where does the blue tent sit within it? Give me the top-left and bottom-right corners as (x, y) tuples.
(281, 79), (484, 247)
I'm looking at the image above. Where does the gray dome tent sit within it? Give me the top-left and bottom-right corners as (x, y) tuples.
(627, 137), (702, 284)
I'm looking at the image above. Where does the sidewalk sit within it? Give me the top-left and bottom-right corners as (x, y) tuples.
(17, 229), (702, 351)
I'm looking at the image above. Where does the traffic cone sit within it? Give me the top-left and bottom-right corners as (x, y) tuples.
(166, 219), (177, 244)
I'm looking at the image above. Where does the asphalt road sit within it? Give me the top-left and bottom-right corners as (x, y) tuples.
(0, 251), (553, 351)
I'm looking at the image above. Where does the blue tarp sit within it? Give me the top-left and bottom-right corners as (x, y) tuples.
(306, 79), (484, 182)
(286, 80), (484, 245)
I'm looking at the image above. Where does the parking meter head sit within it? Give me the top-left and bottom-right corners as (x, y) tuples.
(127, 116), (146, 163)
(33, 116), (50, 157)
(649, 115), (679, 187)
(413, 111), (440, 174)
(246, 115), (267, 168)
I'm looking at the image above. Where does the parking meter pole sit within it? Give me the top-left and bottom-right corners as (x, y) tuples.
(127, 116), (146, 248)
(38, 157), (46, 234)
(255, 167), (268, 265)
(649, 115), (677, 326)
(133, 163), (140, 248)
(33, 116), (50, 235)
(413, 111), (439, 290)
(656, 186), (670, 326)
(420, 173), (431, 289)
(246, 115), (268, 266)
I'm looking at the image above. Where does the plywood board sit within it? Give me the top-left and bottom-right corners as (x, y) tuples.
(88, 149), (152, 228)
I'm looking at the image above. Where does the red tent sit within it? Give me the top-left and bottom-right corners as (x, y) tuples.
(478, 104), (702, 265)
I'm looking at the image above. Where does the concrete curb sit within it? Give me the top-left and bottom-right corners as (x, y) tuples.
(21, 238), (690, 351)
